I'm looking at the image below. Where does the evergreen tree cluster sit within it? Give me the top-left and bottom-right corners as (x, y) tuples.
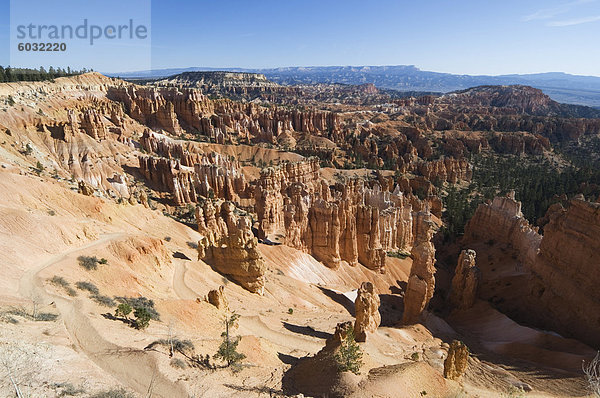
(442, 154), (600, 241)
(0, 65), (89, 83)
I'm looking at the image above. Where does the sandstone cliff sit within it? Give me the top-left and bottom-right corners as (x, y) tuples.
(197, 200), (266, 294)
(254, 159), (415, 272)
(463, 191), (541, 266)
(138, 131), (247, 205)
(463, 193), (600, 348)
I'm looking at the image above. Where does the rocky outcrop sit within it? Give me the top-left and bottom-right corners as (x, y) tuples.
(533, 197), (600, 348)
(78, 180), (95, 196)
(197, 201), (266, 294)
(402, 210), (436, 325)
(78, 109), (109, 140)
(255, 157), (323, 241)
(139, 156), (197, 205)
(283, 321), (362, 398)
(354, 282), (381, 342)
(489, 132), (550, 155)
(463, 194), (600, 348)
(108, 85), (340, 143)
(255, 159), (415, 272)
(416, 157), (472, 183)
(449, 249), (479, 310)
(138, 132), (247, 205)
(443, 340), (469, 380)
(206, 286), (229, 310)
(463, 191), (541, 266)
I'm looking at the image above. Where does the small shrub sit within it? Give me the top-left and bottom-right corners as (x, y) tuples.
(186, 241), (198, 249)
(1, 315), (18, 324)
(411, 352), (420, 361)
(115, 303), (132, 318)
(170, 358), (187, 369)
(133, 306), (152, 329)
(89, 388), (135, 398)
(387, 250), (410, 259)
(288, 308), (294, 315)
(91, 294), (116, 307)
(115, 296), (160, 320)
(7, 95), (15, 106)
(78, 255), (100, 270)
(75, 281), (99, 295)
(164, 236), (172, 242)
(36, 312), (59, 321)
(54, 382), (86, 397)
(334, 326), (363, 375)
(34, 161), (44, 176)
(149, 338), (195, 354)
(48, 209), (56, 216)
(49, 276), (77, 297)
(99, 258), (108, 265)
(583, 351), (600, 398)
(49, 275), (69, 288)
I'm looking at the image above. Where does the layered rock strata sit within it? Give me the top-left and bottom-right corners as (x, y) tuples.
(254, 159), (415, 272)
(138, 131), (247, 205)
(196, 201), (266, 294)
(402, 210), (436, 325)
(108, 85), (340, 143)
(354, 282), (381, 342)
(463, 193), (600, 348)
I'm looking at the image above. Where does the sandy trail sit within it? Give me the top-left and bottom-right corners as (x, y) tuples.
(172, 259), (198, 300)
(18, 233), (189, 398)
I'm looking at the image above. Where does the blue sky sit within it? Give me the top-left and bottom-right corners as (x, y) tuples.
(0, 0), (599, 76)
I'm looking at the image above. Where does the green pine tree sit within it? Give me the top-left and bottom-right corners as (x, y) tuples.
(214, 312), (246, 370)
(334, 326), (363, 375)
(134, 306), (152, 329)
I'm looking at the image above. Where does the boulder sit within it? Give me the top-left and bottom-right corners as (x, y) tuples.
(206, 286), (229, 310)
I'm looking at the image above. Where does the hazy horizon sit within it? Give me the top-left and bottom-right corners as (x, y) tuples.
(106, 64), (600, 78)
(1, 0), (599, 76)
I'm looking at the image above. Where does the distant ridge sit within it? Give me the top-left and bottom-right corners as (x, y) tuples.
(109, 65), (600, 108)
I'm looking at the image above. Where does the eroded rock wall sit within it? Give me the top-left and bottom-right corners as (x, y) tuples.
(254, 159), (415, 272)
(463, 193), (600, 348)
(197, 201), (266, 294)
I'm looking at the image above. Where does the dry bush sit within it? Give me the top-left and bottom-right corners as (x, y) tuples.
(77, 256), (99, 271)
(48, 276), (77, 297)
(75, 281), (99, 295)
(0, 340), (50, 397)
(90, 294), (116, 307)
(583, 352), (600, 398)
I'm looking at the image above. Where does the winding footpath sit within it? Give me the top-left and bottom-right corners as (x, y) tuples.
(18, 233), (190, 398)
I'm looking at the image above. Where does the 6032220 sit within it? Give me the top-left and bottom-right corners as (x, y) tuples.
(17, 42), (67, 51)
